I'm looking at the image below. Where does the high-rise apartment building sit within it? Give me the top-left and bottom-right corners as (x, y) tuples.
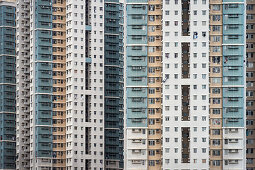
(125, 0), (162, 169)
(0, 0), (16, 169)
(162, 0), (210, 169)
(9, 0), (249, 169)
(210, 0), (246, 169)
(125, 0), (246, 169)
(16, 0), (124, 169)
(246, 0), (255, 169)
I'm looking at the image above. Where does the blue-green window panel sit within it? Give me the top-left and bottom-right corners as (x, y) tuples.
(127, 56), (147, 66)
(36, 111), (51, 119)
(0, 40), (15, 50)
(105, 83), (119, 91)
(35, 117), (52, 126)
(105, 50), (119, 59)
(105, 113), (120, 120)
(36, 143), (52, 152)
(223, 111), (243, 119)
(105, 147), (120, 157)
(127, 15), (148, 26)
(127, 88), (147, 97)
(0, 56), (15, 64)
(105, 121), (120, 129)
(35, 20), (52, 29)
(105, 137), (120, 146)
(0, 126), (15, 136)
(37, 37), (52, 46)
(127, 26), (147, 36)
(35, 86), (52, 94)
(0, 127), (15, 137)
(223, 118), (244, 127)
(223, 15), (244, 25)
(0, 85), (15, 93)
(36, 54), (52, 61)
(127, 5), (148, 15)
(1, 147), (15, 156)
(223, 87), (243, 97)
(127, 67), (147, 77)
(127, 97), (147, 108)
(127, 35), (148, 44)
(36, 30), (51, 39)
(127, 76), (147, 86)
(0, 142), (16, 169)
(223, 0), (244, 3)
(104, 40), (119, 47)
(223, 45), (244, 55)
(0, 124), (15, 141)
(105, 11), (119, 20)
(223, 25), (244, 35)
(36, 13), (51, 22)
(0, 69), (15, 78)
(105, 58), (120, 66)
(36, 46), (52, 55)
(36, 126), (51, 135)
(36, 94), (51, 103)
(222, 66), (243, 77)
(0, 77), (15, 85)
(36, 0), (52, 7)
(36, 62), (52, 71)
(127, 0), (148, 3)
(36, 70), (52, 79)
(0, 27), (15, 35)
(0, 114), (15, 122)
(223, 55), (243, 66)
(36, 150), (52, 158)
(0, 98), (15, 108)
(36, 134), (52, 144)
(36, 102), (52, 111)
(223, 4), (244, 14)
(222, 76), (243, 85)
(105, 69), (119, 77)
(0, 63), (15, 72)
(0, 91), (15, 101)
(105, 35), (119, 43)
(35, 80), (52, 88)
(36, 101), (52, 110)
(105, 1), (119, 10)
(0, 6), (15, 27)
(127, 46), (147, 56)
(126, 118), (147, 127)
(127, 111), (148, 119)
(35, 8), (52, 17)
(104, 103), (119, 113)
(105, 97), (120, 105)
(105, 91), (119, 97)
(104, 19), (119, 28)
(223, 35), (244, 44)
(105, 45), (120, 53)
(36, 79), (52, 87)
(105, 27), (119, 34)
(223, 97), (244, 108)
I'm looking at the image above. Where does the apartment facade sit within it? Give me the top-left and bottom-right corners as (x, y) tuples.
(162, 0), (210, 169)
(209, 0), (246, 169)
(16, 0), (123, 169)
(125, 0), (246, 169)
(246, 0), (255, 169)
(125, 0), (162, 169)
(0, 0), (16, 169)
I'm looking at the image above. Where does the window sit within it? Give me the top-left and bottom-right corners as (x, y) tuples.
(212, 160), (220, 166)
(212, 88), (220, 94)
(212, 5), (220, 11)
